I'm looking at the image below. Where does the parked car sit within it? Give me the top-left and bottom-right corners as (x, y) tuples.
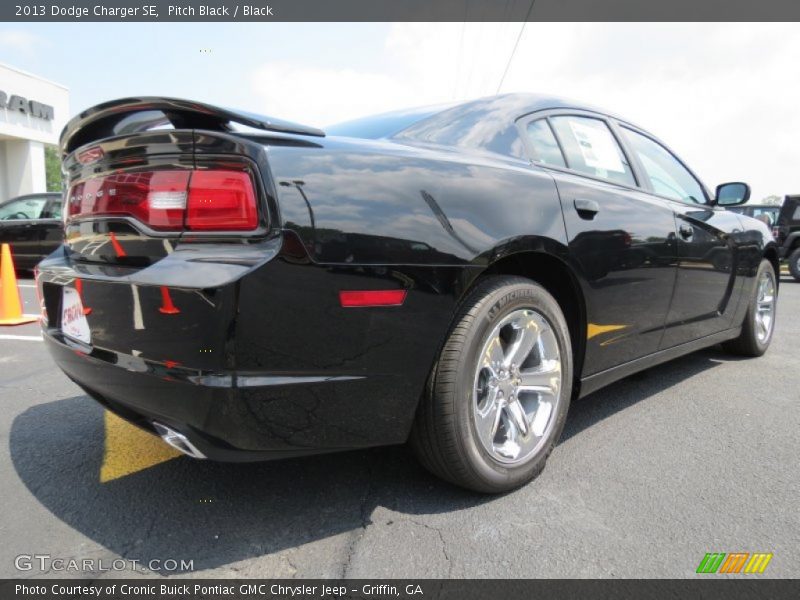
(36, 95), (779, 493)
(0, 192), (63, 270)
(726, 203), (781, 228)
(774, 195), (800, 281)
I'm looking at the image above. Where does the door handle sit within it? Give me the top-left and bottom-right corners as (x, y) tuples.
(574, 198), (599, 219)
(679, 224), (694, 240)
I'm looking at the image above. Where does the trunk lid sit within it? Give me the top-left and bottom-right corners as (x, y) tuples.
(60, 97), (325, 267)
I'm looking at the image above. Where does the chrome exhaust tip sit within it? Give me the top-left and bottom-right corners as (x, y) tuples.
(153, 422), (206, 459)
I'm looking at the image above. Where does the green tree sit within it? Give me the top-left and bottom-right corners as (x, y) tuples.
(45, 145), (62, 192)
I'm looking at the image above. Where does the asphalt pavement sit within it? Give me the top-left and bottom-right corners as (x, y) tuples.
(0, 276), (798, 578)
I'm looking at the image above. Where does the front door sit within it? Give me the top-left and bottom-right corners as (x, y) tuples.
(662, 204), (741, 346)
(38, 197), (65, 260)
(0, 195), (50, 267)
(616, 125), (741, 348)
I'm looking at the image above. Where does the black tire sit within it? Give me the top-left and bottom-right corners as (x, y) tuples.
(788, 248), (800, 282)
(409, 276), (573, 493)
(723, 259), (777, 357)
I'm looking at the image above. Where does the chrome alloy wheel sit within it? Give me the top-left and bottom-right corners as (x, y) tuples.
(472, 308), (562, 465)
(755, 268), (776, 343)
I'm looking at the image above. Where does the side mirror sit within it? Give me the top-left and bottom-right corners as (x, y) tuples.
(715, 182), (750, 206)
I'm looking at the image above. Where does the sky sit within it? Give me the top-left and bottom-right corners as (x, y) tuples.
(1, 22), (798, 200)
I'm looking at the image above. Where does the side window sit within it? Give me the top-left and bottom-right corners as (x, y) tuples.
(0, 197), (48, 220)
(622, 127), (707, 204)
(525, 119), (566, 167)
(549, 116), (636, 186)
(42, 199), (63, 219)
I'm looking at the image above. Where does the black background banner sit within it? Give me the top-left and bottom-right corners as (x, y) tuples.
(2, 580), (800, 600)
(4, 0), (800, 22)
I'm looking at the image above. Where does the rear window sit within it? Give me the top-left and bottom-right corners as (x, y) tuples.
(550, 116), (636, 186)
(328, 107), (445, 139)
(526, 119), (566, 167)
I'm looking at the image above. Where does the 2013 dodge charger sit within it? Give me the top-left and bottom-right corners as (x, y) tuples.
(36, 94), (779, 493)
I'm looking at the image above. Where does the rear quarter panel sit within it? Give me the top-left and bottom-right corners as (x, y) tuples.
(228, 137), (570, 449)
(265, 137), (567, 265)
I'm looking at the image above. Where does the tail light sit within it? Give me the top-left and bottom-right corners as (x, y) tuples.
(186, 171), (258, 231)
(66, 168), (259, 232)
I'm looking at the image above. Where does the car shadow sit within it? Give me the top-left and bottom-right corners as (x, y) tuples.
(10, 396), (484, 575)
(9, 345), (741, 574)
(562, 345), (738, 443)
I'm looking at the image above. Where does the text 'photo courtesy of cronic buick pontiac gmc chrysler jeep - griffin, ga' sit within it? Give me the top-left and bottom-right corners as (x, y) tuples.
(35, 94), (779, 493)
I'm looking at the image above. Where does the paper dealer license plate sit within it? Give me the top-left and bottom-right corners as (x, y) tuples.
(61, 287), (91, 345)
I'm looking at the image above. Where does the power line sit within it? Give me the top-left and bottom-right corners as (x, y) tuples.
(495, 0), (536, 95)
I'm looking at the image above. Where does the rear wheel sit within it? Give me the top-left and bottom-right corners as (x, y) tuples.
(788, 247), (800, 282)
(410, 276), (572, 493)
(723, 259), (777, 357)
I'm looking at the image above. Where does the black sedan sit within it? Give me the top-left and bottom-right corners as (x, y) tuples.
(36, 95), (779, 493)
(0, 192), (63, 270)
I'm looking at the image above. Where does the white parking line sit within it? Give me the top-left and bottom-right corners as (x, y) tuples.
(0, 334), (43, 342)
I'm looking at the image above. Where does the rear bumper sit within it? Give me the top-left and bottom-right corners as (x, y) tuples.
(35, 237), (453, 460)
(45, 328), (250, 461)
(43, 329), (395, 461)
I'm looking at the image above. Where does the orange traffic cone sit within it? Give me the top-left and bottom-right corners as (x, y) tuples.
(158, 286), (180, 315)
(0, 243), (38, 326)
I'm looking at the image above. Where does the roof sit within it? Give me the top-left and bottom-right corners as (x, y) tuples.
(331, 93), (628, 159)
(437, 93), (616, 120)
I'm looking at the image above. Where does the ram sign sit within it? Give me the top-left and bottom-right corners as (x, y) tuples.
(0, 90), (55, 121)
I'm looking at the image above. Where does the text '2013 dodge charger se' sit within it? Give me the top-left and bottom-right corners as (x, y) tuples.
(36, 94), (779, 493)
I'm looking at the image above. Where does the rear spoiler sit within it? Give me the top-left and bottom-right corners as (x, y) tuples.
(60, 96), (325, 155)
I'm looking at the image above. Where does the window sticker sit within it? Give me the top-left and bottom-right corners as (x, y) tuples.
(568, 120), (625, 173)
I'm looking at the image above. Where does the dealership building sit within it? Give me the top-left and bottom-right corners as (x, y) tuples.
(0, 63), (70, 204)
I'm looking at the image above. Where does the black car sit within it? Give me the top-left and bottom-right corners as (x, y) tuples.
(774, 195), (800, 281)
(36, 95), (779, 493)
(726, 203), (781, 228)
(0, 192), (63, 270)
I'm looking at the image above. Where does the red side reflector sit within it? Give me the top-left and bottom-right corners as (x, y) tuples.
(339, 290), (407, 308)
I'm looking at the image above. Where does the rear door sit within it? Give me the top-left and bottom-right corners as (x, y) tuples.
(617, 124), (741, 347)
(521, 113), (678, 375)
